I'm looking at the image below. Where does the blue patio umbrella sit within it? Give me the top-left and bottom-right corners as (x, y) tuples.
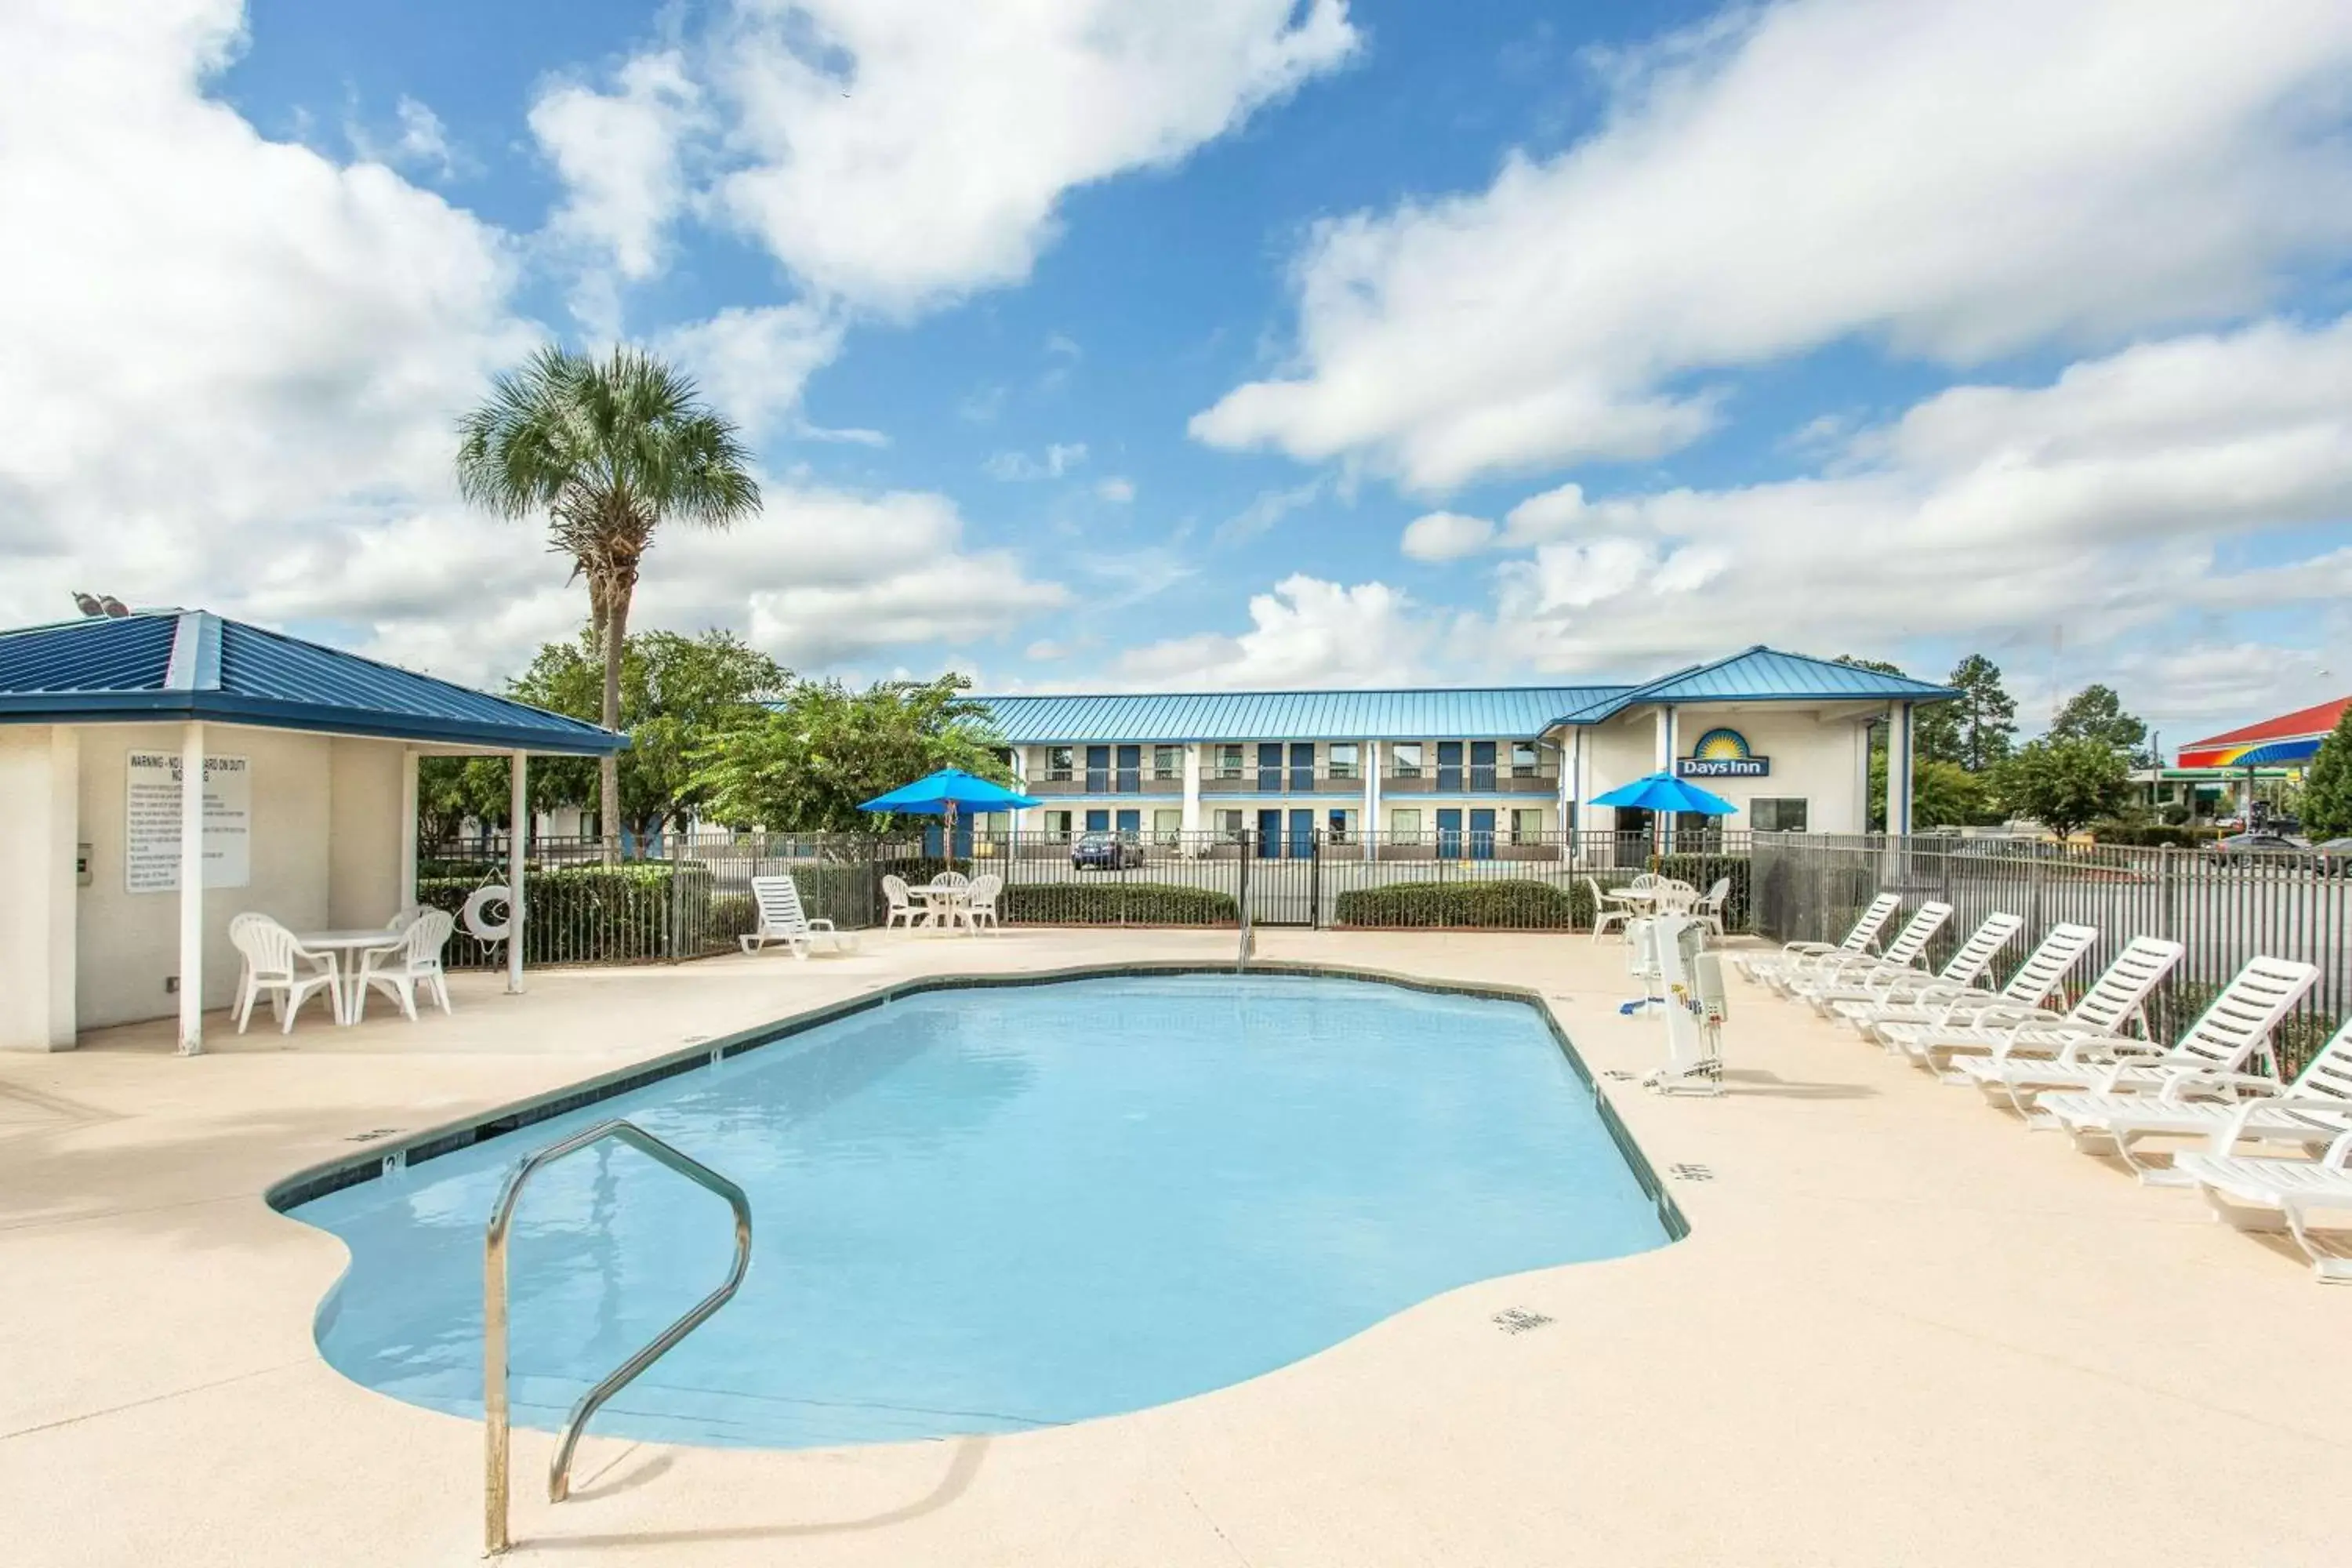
(858, 768), (1042, 866)
(1589, 771), (1739, 815)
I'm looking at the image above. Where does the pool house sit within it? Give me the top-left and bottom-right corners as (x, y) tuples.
(0, 609), (626, 1053)
(978, 645), (1955, 856)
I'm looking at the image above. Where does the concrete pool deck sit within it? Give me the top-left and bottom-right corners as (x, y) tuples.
(1, 929), (2343, 1567)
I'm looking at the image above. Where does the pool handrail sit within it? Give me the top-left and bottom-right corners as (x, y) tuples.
(483, 1117), (753, 1555)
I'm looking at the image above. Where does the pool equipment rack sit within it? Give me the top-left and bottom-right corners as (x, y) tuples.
(1639, 913), (1728, 1097)
(483, 1118), (754, 1555)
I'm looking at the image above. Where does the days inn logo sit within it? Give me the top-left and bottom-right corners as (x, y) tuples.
(1676, 727), (1769, 779)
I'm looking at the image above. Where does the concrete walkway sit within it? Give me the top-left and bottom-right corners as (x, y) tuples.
(0, 929), (2343, 1567)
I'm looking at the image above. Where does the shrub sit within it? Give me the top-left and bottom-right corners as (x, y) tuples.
(1334, 879), (1591, 929)
(418, 861), (720, 966)
(1000, 881), (1238, 926)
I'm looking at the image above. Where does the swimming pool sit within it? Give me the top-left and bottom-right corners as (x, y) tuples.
(289, 971), (1679, 1450)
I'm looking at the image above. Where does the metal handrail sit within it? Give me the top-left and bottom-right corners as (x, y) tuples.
(484, 1118), (753, 1555)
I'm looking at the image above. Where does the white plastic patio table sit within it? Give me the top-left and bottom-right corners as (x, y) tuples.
(290, 929), (405, 1025)
(907, 884), (974, 934)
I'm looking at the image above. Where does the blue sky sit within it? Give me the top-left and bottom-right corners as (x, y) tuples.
(8, 0), (2352, 742)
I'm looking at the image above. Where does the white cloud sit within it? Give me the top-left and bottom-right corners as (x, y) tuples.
(1465, 315), (2352, 679)
(982, 442), (1088, 481)
(1214, 478), (1324, 543)
(350, 96), (460, 180)
(0, 0), (534, 654)
(1399, 510), (1494, 561)
(633, 485), (1070, 669)
(655, 302), (851, 439)
(528, 49), (700, 285)
(1113, 575), (1432, 688)
(1095, 477), (1137, 503)
(710, 1), (1359, 316)
(1192, 0), (2352, 489)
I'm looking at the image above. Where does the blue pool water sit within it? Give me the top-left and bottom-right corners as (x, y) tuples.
(292, 974), (1674, 1450)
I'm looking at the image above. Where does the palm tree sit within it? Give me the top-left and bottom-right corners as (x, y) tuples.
(456, 346), (760, 858)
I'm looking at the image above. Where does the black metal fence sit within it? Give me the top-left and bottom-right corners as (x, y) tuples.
(1751, 833), (2352, 1075)
(416, 828), (1762, 963)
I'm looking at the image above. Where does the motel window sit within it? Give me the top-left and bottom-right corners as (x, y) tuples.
(1392, 741), (1424, 778)
(1328, 742), (1359, 780)
(1751, 798), (1809, 833)
(1214, 808), (1246, 841)
(1327, 808), (1353, 843)
(1152, 745), (1183, 780)
(1043, 810), (1074, 840)
(1390, 808), (1423, 842)
(1511, 742), (1541, 777)
(1045, 746), (1074, 782)
(1215, 743), (1245, 779)
(1152, 808), (1183, 845)
(1511, 808), (1544, 845)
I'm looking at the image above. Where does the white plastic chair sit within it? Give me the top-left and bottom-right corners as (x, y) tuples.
(230, 913), (342, 1034)
(1690, 877), (1733, 938)
(1842, 923), (2098, 1037)
(881, 874), (922, 929)
(960, 873), (1003, 933)
(1879, 935), (2185, 1073)
(739, 875), (853, 959)
(1734, 893), (1900, 983)
(2176, 1126), (2352, 1283)
(1766, 902), (1952, 996)
(1588, 877), (1632, 942)
(357, 909), (456, 1022)
(1796, 911), (2020, 1012)
(932, 870), (971, 890)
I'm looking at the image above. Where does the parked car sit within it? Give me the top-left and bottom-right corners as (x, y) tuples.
(2211, 832), (2305, 856)
(2311, 837), (2352, 874)
(1071, 831), (1145, 870)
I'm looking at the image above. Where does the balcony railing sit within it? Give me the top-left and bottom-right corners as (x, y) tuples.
(1025, 775), (1184, 797)
(1382, 767), (1556, 794)
(1200, 770), (1366, 795)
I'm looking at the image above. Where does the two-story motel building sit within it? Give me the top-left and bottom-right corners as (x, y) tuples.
(975, 646), (1954, 855)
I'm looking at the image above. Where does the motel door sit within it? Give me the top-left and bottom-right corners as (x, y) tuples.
(1468, 808), (1497, 860)
(1437, 742), (1464, 792)
(1085, 808), (1110, 833)
(1258, 744), (1283, 792)
(1116, 746), (1142, 793)
(1289, 743), (1315, 791)
(1086, 746), (1110, 792)
(1287, 808), (1315, 858)
(1115, 808), (1142, 840)
(1470, 742), (1497, 791)
(1436, 808), (1463, 858)
(1256, 808), (1283, 856)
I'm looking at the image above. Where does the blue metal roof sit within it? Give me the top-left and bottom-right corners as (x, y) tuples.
(0, 612), (626, 754)
(975, 687), (1632, 742)
(1557, 646), (1957, 723)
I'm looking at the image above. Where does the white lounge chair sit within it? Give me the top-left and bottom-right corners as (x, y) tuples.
(1875, 935), (2184, 1074)
(1766, 902), (1951, 996)
(1795, 910), (2017, 1014)
(356, 909), (456, 1022)
(229, 913), (342, 1034)
(1953, 956), (2319, 1118)
(740, 874), (855, 958)
(960, 873), (1003, 933)
(881, 874), (922, 929)
(2040, 1015), (2352, 1181)
(1733, 893), (1899, 983)
(1835, 922), (2096, 1036)
(2174, 1127), (2352, 1283)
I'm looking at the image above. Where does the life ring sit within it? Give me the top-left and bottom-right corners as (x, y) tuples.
(462, 886), (513, 943)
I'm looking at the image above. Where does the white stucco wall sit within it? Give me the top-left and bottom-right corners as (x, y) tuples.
(1576, 704), (1877, 834)
(61, 724), (408, 1033)
(0, 727), (80, 1050)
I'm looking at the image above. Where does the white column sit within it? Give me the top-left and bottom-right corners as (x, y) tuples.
(0, 727), (80, 1051)
(506, 750), (528, 996)
(1364, 740), (1381, 862)
(398, 747), (420, 909)
(176, 721), (205, 1055)
(1887, 702), (1915, 837)
(1181, 742), (1202, 835)
(1854, 719), (1874, 833)
(1652, 706), (1676, 855)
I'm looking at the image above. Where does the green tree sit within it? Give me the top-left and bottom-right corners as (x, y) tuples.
(1991, 738), (2130, 837)
(456, 346), (761, 859)
(2049, 682), (2150, 763)
(2299, 707), (2352, 838)
(1943, 654), (2016, 770)
(505, 628), (788, 842)
(691, 674), (1010, 833)
(1866, 753), (2002, 830)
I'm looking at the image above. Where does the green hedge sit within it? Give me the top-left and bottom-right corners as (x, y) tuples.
(1334, 879), (1591, 929)
(2089, 822), (2227, 848)
(999, 881), (1238, 926)
(418, 862), (722, 966)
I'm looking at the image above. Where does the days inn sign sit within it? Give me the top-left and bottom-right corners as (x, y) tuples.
(1675, 726), (1770, 779)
